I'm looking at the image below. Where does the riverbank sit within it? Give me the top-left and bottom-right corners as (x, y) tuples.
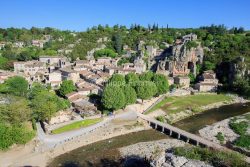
(152, 94), (249, 124)
(119, 139), (214, 167)
(0, 117), (150, 167)
(199, 112), (250, 151)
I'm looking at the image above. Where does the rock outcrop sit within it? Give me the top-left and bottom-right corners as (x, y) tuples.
(157, 33), (204, 77)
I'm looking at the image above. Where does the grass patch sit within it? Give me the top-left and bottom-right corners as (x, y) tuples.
(216, 132), (225, 144)
(229, 119), (248, 135)
(145, 98), (170, 114)
(156, 116), (165, 122)
(147, 94), (232, 114)
(235, 135), (250, 149)
(173, 147), (248, 167)
(230, 118), (250, 149)
(51, 118), (102, 134)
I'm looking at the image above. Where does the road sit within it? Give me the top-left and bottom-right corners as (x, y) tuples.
(36, 110), (138, 151)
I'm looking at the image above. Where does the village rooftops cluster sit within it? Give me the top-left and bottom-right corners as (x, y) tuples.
(12, 54), (147, 116)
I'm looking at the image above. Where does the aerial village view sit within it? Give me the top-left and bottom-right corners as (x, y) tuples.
(0, 0), (250, 167)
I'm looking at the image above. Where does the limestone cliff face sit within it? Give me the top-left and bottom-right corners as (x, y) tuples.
(217, 57), (248, 84)
(157, 34), (204, 77)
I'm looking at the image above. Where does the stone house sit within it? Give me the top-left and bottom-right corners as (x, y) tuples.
(174, 76), (190, 88)
(13, 41), (24, 48)
(0, 42), (6, 49)
(32, 40), (44, 48)
(60, 68), (79, 84)
(79, 70), (95, 81)
(65, 92), (84, 103)
(77, 88), (91, 96)
(14, 61), (46, 76)
(39, 56), (71, 70)
(45, 71), (62, 88)
(73, 99), (98, 117)
(0, 71), (14, 83)
(195, 70), (219, 92)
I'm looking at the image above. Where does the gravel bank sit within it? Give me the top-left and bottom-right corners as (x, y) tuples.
(119, 139), (213, 167)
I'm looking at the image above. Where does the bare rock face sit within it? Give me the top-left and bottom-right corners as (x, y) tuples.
(182, 160), (213, 167)
(157, 33), (204, 77)
(199, 119), (239, 144)
(169, 155), (188, 167)
(164, 153), (213, 167)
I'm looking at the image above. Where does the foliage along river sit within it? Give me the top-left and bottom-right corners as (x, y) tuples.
(48, 102), (250, 167)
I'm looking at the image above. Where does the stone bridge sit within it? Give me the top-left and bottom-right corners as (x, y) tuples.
(138, 113), (225, 150)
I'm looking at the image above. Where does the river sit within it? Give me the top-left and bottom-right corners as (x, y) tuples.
(173, 102), (250, 134)
(48, 102), (250, 167)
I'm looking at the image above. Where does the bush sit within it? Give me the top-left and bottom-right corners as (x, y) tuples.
(173, 147), (248, 167)
(229, 119), (248, 135)
(94, 49), (117, 58)
(156, 116), (165, 122)
(0, 124), (35, 150)
(216, 132), (224, 144)
(234, 135), (250, 149)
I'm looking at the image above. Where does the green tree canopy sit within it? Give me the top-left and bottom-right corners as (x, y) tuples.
(124, 85), (137, 105)
(0, 96), (31, 125)
(112, 33), (123, 54)
(0, 123), (35, 150)
(139, 71), (154, 81)
(2, 76), (28, 96)
(94, 49), (117, 59)
(28, 82), (48, 99)
(152, 74), (169, 95)
(108, 74), (125, 86)
(125, 73), (139, 85)
(58, 80), (76, 97)
(135, 81), (157, 101)
(101, 85), (125, 111)
(31, 91), (70, 121)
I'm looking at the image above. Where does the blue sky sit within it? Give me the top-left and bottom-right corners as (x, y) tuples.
(1, 0), (250, 31)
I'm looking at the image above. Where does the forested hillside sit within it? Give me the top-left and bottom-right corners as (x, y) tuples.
(0, 24), (250, 96)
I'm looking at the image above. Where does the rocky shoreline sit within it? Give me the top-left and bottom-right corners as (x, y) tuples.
(165, 95), (249, 124)
(119, 139), (213, 167)
(199, 112), (250, 147)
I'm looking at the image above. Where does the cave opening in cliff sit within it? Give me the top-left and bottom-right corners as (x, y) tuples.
(188, 62), (194, 73)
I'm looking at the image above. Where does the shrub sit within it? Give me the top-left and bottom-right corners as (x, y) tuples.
(229, 119), (248, 135)
(156, 116), (165, 122)
(173, 147), (248, 167)
(216, 132), (224, 144)
(234, 135), (250, 149)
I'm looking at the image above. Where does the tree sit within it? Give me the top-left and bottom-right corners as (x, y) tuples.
(94, 49), (117, 59)
(139, 71), (154, 81)
(152, 74), (169, 95)
(124, 86), (137, 105)
(101, 85), (125, 110)
(0, 96), (31, 125)
(0, 123), (35, 150)
(58, 80), (76, 97)
(113, 33), (122, 54)
(135, 81), (157, 102)
(108, 74), (125, 86)
(203, 61), (216, 71)
(188, 73), (196, 84)
(3, 76), (28, 96)
(31, 91), (69, 121)
(125, 73), (139, 86)
(28, 82), (48, 99)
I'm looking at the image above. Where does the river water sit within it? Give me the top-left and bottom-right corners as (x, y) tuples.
(48, 103), (250, 167)
(173, 102), (250, 134)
